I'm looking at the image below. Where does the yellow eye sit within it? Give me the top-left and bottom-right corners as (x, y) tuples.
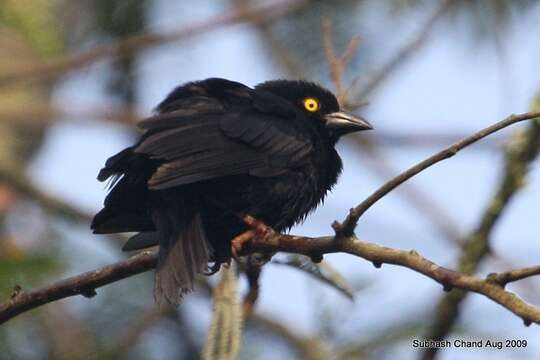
(303, 98), (320, 112)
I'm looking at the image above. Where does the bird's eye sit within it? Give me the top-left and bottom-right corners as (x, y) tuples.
(303, 98), (320, 112)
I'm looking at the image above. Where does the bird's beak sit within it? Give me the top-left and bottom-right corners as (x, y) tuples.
(324, 111), (373, 133)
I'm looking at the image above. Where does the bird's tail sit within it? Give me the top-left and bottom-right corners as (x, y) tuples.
(91, 146), (155, 234)
(151, 195), (211, 305)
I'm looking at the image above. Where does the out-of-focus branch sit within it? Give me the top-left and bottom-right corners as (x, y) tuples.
(422, 119), (540, 359)
(0, 0), (306, 88)
(244, 252), (356, 318)
(242, 256), (264, 319)
(231, 0), (307, 78)
(0, 165), (127, 245)
(249, 313), (331, 360)
(347, 0), (453, 104)
(338, 321), (424, 359)
(40, 303), (92, 359)
(103, 308), (166, 358)
(0, 166), (90, 223)
(334, 111), (540, 237)
(203, 264), (242, 360)
(322, 18), (361, 104)
(0, 250), (157, 324)
(0, 103), (141, 127)
(272, 255), (355, 300)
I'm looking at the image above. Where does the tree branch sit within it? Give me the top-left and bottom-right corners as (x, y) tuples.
(238, 231), (540, 326)
(3, 230), (539, 327)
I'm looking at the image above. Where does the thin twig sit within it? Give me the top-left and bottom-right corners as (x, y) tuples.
(488, 265), (540, 288)
(322, 18), (361, 104)
(0, 0), (305, 87)
(0, 103), (141, 126)
(349, 137), (463, 243)
(334, 111), (540, 237)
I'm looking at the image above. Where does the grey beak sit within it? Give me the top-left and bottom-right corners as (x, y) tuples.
(324, 111), (373, 133)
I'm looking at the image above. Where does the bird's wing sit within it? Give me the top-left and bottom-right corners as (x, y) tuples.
(135, 107), (312, 190)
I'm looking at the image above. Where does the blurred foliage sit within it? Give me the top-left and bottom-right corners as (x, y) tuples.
(0, 1), (70, 357)
(93, 0), (148, 38)
(0, 28), (52, 169)
(0, 253), (62, 298)
(92, 0), (149, 104)
(0, 0), (64, 56)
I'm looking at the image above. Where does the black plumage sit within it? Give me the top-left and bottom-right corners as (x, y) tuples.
(91, 78), (372, 304)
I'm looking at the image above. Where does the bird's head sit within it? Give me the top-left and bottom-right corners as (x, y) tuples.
(255, 80), (372, 142)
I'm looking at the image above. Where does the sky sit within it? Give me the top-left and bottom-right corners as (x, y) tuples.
(26, 1), (540, 359)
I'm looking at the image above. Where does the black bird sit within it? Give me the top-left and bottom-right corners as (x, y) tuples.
(91, 78), (372, 304)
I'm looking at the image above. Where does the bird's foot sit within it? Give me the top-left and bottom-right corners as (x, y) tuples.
(231, 215), (275, 259)
(231, 230), (255, 260)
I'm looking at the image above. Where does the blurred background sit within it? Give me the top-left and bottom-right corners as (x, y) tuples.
(1, 0), (540, 359)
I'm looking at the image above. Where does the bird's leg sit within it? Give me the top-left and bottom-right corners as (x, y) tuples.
(231, 214), (275, 258)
